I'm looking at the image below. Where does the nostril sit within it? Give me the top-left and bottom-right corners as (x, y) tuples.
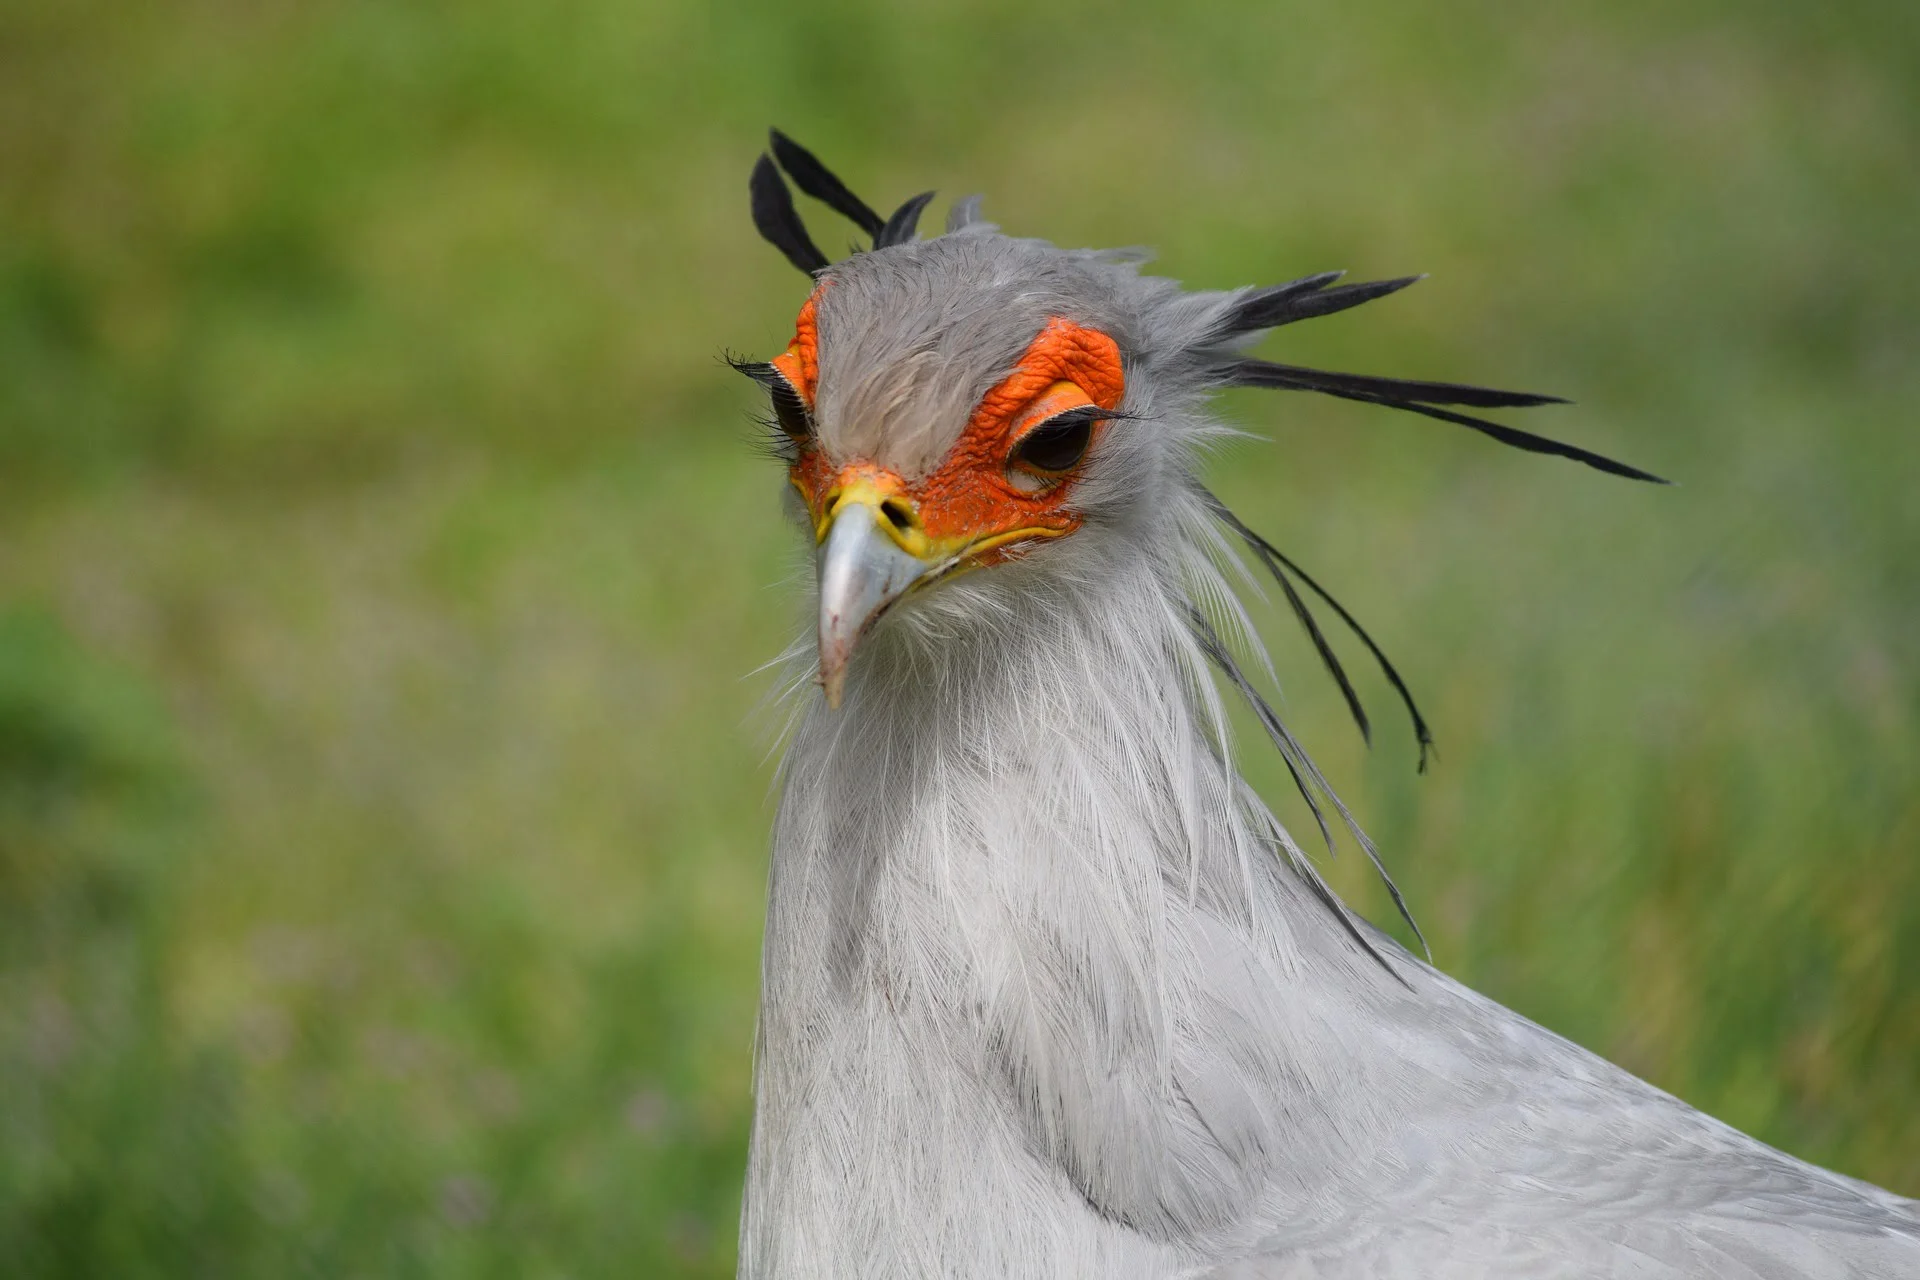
(880, 499), (914, 532)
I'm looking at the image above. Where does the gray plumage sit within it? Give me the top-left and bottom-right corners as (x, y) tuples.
(734, 138), (1920, 1278)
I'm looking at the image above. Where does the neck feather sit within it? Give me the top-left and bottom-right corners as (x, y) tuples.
(747, 525), (1405, 1264)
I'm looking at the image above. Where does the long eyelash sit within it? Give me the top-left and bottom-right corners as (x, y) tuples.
(1033, 406), (1110, 431)
(747, 412), (800, 462)
(769, 382), (812, 432)
(726, 351), (815, 444)
(724, 352), (785, 389)
(1020, 404), (1141, 436)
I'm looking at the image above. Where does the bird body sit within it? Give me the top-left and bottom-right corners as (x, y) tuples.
(731, 134), (1920, 1278)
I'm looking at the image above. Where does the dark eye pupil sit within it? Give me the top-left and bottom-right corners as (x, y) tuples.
(769, 383), (812, 441)
(1014, 416), (1093, 473)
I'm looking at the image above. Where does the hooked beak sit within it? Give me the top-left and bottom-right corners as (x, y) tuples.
(815, 485), (940, 709)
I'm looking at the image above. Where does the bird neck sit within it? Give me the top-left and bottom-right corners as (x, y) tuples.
(766, 551), (1293, 1000)
(749, 549), (1400, 1255)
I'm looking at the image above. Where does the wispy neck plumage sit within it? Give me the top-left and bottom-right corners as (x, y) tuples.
(743, 511), (1410, 1276)
(741, 497), (1920, 1280)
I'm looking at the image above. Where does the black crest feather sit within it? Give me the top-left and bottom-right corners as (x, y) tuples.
(770, 129), (886, 238)
(750, 153), (829, 276)
(1201, 489), (1435, 772)
(1186, 606), (1426, 978)
(1226, 362), (1567, 409)
(1221, 357), (1666, 483)
(875, 190), (937, 249)
(1215, 273), (1423, 339)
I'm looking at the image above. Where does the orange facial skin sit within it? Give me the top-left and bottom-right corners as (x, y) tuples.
(787, 315), (1126, 569)
(769, 285), (822, 404)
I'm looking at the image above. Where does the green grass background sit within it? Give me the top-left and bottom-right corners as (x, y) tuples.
(2, 0), (1916, 1273)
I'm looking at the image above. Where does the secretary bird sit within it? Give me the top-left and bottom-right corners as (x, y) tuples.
(728, 130), (1919, 1279)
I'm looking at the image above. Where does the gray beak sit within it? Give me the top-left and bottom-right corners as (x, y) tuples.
(815, 499), (934, 708)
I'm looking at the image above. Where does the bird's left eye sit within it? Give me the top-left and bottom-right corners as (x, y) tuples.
(1010, 412), (1095, 475)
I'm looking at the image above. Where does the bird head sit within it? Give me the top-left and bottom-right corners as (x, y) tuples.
(733, 131), (1663, 712)
(739, 230), (1173, 708)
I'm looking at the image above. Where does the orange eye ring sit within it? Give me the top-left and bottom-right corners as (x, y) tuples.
(785, 316), (1125, 551)
(1001, 375), (1106, 489)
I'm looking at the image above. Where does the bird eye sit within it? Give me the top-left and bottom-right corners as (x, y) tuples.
(1010, 412), (1095, 475)
(768, 379), (813, 442)
(728, 357), (815, 445)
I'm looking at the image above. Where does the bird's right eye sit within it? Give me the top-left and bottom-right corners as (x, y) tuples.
(768, 377), (813, 442)
(731, 357), (815, 444)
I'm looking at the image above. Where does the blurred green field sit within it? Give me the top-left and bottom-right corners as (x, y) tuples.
(2, 0), (1917, 1274)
